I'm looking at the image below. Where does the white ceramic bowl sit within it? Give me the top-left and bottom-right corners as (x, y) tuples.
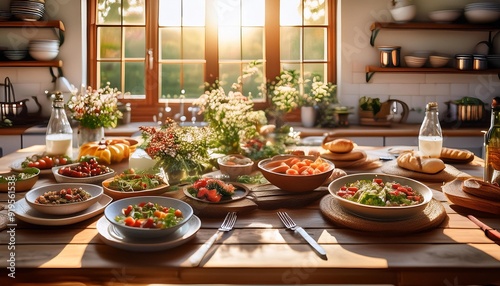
(465, 9), (500, 24)
(429, 55), (451, 68)
(104, 196), (194, 239)
(428, 9), (462, 23)
(26, 183), (103, 215)
(404, 55), (427, 68)
(328, 173), (433, 221)
(390, 5), (417, 23)
(52, 163), (115, 184)
(29, 49), (58, 61)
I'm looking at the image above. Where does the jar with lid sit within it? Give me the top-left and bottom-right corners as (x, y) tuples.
(484, 97), (500, 184)
(46, 92), (73, 157)
(418, 102), (443, 158)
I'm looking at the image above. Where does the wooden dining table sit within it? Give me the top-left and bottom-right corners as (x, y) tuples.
(0, 145), (499, 286)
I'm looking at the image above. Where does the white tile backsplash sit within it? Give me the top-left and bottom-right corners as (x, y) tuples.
(339, 0), (499, 119)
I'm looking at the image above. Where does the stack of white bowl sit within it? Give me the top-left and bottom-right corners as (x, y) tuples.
(405, 55), (428, 68)
(4, 49), (27, 61)
(465, 2), (500, 24)
(29, 39), (59, 61)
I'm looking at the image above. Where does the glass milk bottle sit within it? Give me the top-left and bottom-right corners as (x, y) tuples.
(418, 102), (443, 158)
(46, 92), (73, 157)
(484, 97), (500, 184)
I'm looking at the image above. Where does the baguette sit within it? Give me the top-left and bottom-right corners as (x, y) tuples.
(440, 147), (474, 163)
(397, 151), (445, 174)
(322, 138), (354, 153)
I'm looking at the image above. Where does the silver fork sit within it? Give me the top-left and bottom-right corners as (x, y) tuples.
(189, 212), (237, 266)
(277, 211), (327, 259)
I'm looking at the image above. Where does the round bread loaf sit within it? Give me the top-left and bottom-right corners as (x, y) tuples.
(323, 138), (354, 153)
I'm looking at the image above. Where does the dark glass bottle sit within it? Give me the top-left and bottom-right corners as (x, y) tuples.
(484, 97), (500, 184)
(46, 92), (73, 157)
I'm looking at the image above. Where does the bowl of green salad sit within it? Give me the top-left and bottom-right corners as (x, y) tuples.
(0, 167), (40, 192)
(328, 173), (433, 220)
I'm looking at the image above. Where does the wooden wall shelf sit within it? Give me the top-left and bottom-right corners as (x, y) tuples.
(370, 21), (500, 46)
(365, 65), (500, 82)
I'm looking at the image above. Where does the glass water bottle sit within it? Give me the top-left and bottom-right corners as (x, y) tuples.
(484, 97), (500, 184)
(418, 102), (443, 158)
(46, 92), (73, 157)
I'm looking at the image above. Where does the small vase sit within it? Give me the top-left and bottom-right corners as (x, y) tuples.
(167, 170), (187, 185)
(301, 106), (317, 128)
(78, 126), (105, 146)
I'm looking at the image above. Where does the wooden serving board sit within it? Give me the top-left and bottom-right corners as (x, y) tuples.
(381, 160), (472, 182)
(442, 179), (500, 215)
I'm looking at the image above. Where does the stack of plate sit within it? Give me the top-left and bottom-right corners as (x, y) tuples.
(4, 49), (28, 61)
(29, 39), (59, 61)
(10, 0), (45, 21)
(464, 2), (500, 23)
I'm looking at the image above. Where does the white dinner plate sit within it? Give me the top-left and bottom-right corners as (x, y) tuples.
(13, 194), (112, 226)
(96, 215), (201, 251)
(10, 157), (73, 176)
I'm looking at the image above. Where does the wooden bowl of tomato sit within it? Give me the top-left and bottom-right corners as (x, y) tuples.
(257, 154), (335, 192)
(104, 196), (193, 239)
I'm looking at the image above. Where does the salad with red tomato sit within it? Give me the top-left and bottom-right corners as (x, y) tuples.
(186, 178), (235, 203)
(336, 178), (423, 207)
(115, 201), (183, 229)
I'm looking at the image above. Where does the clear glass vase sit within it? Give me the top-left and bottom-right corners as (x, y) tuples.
(78, 126), (105, 146)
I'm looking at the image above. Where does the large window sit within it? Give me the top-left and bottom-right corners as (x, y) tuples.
(88, 0), (336, 122)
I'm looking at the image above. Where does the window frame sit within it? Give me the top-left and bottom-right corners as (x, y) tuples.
(87, 0), (336, 122)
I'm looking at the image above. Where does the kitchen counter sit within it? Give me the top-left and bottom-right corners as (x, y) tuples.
(14, 122), (486, 137)
(2, 122), (486, 138)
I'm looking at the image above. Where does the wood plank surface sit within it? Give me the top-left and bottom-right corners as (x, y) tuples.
(0, 145), (499, 285)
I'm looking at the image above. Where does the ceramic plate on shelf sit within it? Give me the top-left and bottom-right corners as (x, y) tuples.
(183, 182), (250, 204)
(96, 215), (201, 251)
(13, 194), (112, 226)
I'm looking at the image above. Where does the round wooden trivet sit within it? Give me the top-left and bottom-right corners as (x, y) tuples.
(319, 195), (447, 234)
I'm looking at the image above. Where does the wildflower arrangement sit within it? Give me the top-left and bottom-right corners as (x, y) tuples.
(301, 76), (338, 107)
(267, 69), (301, 115)
(66, 82), (123, 129)
(195, 81), (267, 155)
(139, 118), (213, 176)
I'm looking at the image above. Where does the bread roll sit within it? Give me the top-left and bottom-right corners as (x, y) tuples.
(440, 147), (474, 163)
(397, 151), (445, 174)
(323, 138), (354, 153)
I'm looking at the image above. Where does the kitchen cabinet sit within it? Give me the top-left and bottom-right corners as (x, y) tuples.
(0, 135), (21, 156)
(366, 21), (500, 82)
(0, 20), (65, 68)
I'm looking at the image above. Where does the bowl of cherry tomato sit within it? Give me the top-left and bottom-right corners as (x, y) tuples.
(52, 157), (115, 184)
(104, 196), (193, 239)
(25, 183), (103, 215)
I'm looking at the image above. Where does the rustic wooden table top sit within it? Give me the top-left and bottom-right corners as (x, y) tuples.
(0, 145), (499, 286)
